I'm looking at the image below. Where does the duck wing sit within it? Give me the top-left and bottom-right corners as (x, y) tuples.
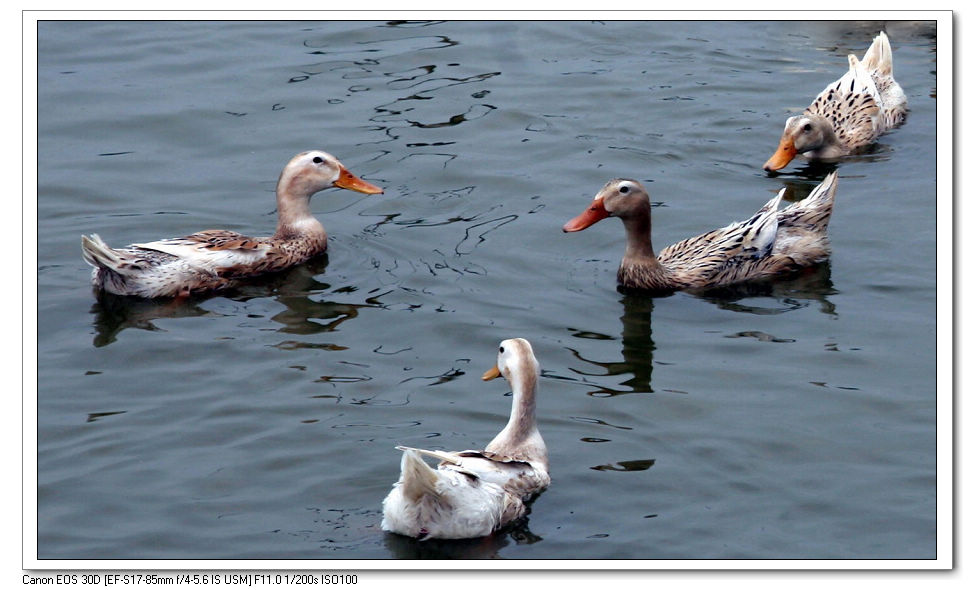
(657, 191), (784, 286)
(393, 446), (482, 479)
(395, 446), (548, 499)
(132, 230), (276, 274)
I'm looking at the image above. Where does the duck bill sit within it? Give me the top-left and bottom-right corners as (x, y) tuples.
(562, 199), (609, 232)
(763, 138), (798, 171)
(334, 167), (384, 194)
(482, 365), (501, 381)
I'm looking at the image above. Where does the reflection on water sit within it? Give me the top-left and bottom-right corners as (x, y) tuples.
(764, 148), (896, 182)
(568, 294), (657, 397)
(383, 530), (510, 559)
(44, 20), (937, 560)
(382, 507), (543, 559)
(270, 289), (389, 337)
(89, 294), (214, 348)
(764, 158), (839, 182)
(89, 255), (392, 347)
(590, 458), (656, 472)
(566, 265), (836, 395)
(691, 262), (837, 316)
(777, 170), (840, 198)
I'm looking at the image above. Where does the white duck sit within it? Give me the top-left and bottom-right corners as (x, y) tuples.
(381, 338), (549, 540)
(764, 31), (908, 171)
(81, 150), (382, 298)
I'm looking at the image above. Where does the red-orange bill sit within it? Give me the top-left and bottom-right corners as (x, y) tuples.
(335, 167), (384, 194)
(563, 199), (609, 232)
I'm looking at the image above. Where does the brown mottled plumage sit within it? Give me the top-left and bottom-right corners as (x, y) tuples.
(382, 338), (549, 539)
(563, 173), (838, 293)
(764, 31), (907, 171)
(81, 150), (383, 298)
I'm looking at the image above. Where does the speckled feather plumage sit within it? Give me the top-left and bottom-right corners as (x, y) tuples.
(648, 188), (832, 290)
(804, 48), (905, 152)
(764, 32), (907, 171)
(568, 173), (838, 293)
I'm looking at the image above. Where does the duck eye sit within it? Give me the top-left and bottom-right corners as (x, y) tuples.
(802, 123), (812, 132)
(619, 185), (630, 194)
(312, 156), (324, 164)
(499, 346), (505, 353)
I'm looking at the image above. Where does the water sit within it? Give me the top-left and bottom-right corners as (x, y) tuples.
(34, 19), (939, 561)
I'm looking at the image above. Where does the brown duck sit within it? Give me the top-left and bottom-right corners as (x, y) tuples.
(81, 150), (383, 298)
(563, 172), (838, 293)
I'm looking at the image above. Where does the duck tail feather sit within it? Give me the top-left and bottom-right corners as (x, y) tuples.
(81, 234), (124, 270)
(759, 188), (785, 213)
(398, 448), (443, 502)
(861, 31), (893, 76)
(804, 171), (839, 209)
(395, 445), (462, 466)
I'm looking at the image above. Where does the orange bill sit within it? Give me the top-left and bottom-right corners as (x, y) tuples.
(335, 167), (384, 194)
(482, 365), (501, 381)
(763, 138), (798, 172)
(562, 198), (609, 232)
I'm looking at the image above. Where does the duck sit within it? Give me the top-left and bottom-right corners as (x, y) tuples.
(562, 172), (838, 293)
(81, 150), (383, 298)
(381, 338), (549, 540)
(763, 31), (907, 171)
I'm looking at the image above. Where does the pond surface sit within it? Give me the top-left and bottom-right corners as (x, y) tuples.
(34, 19), (939, 561)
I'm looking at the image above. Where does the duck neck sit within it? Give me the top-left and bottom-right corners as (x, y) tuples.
(273, 172), (326, 240)
(486, 366), (543, 459)
(804, 112), (848, 155)
(621, 206), (657, 261)
(619, 206), (668, 279)
(810, 138), (847, 159)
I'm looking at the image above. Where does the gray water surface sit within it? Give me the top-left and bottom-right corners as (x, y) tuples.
(36, 20), (938, 560)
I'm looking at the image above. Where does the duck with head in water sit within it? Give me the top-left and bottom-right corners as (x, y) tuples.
(763, 31), (907, 171)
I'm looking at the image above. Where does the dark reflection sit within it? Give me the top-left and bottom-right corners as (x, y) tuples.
(590, 458), (656, 472)
(382, 506), (543, 559)
(407, 104), (496, 129)
(764, 143), (898, 181)
(268, 291), (385, 337)
(763, 158), (839, 181)
(304, 34), (458, 53)
(85, 410), (126, 423)
(567, 264), (837, 395)
(567, 293), (657, 397)
(384, 21), (446, 29)
(88, 291), (214, 348)
(690, 262), (837, 316)
(88, 255), (388, 347)
(773, 175), (835, 203)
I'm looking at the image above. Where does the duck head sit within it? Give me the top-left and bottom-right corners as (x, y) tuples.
(562, 178), (649, 232)
(764, 115), (835, 171)
(277, 150), (383, 199)
(482, 338), (540, 384)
